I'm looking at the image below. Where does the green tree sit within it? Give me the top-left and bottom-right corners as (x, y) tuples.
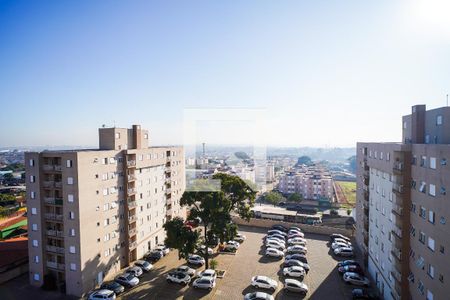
(264, 191), (285, 206)
(163, 217), (200, 260)
(288, 193), (303, 203)
(209, 259), (218, 270)
(296, 156), (313, 166)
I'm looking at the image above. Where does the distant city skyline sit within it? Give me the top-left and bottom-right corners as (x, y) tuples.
(1, 0), (450, 147)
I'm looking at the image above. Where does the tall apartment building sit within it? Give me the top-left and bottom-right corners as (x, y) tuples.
(278, 166), (334, 200)
(355, 105), (450, 300)
(25, 125), (185, 297)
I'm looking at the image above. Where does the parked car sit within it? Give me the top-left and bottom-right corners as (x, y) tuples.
(331, 241), (352, 250)
(198, 245), (214, 255)
(333, 237), (352, 245)
(227, 240), (240, 248)
(188, 254), (205, 265)
(284, 260), (310, 273)
(155, 244), (170, 255)
(234, 233), (246, 243)
(287, 233), (305, 239)
(125, 266), (143, 278)
(265, 236), (285, 244)
(268, 229), (287, 236)
(176, 265), (196, 276)
(144, 250), (163, 262)
(271, 224), (288, 232)
(330, 234), (351, 242)
(134, 260), (153, 272)
(265, 240), (286, 250)
(287, 238), (307, 246)
(185, 217), (200, 228)
(352, 288), (379, 299)
(198, 269), (217, 280)
(166, 271), (191, 285)
(338, 265), (364, 275)
(88, 289), (116, 300)
(266, 234), (286, 241)
(334, 247), (354, 257)
(337, 260), (360, 268)
(343, 272), (370, 287)
(223, 243), (238, 252)
(283, 278), (308, 295)
(244, 292), (275, 300)
(285, 254), (308, 263)
(283, 266), (306, 279)
(265, 247), (285, 258)
(286, 245), (307, 254)
(251, 275), (278, 291)
(289, 226), (302, 232)
(114, 273), (139, 288)
(100, 281), (125, 295)
(192, 277), (216, 290)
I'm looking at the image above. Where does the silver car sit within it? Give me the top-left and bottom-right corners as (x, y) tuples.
(134, 260), (153, 272)
(251, 275), (278, 291)
(114, 273), (139, 287)
(193, 277), (216, 290)
(244, 292), (275, 300)
(175, 265), (196, 276)
(125, 266), (143, 277)
(284, 278), (308, 295)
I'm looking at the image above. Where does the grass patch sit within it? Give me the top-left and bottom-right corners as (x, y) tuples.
(336, 181), (356, 206)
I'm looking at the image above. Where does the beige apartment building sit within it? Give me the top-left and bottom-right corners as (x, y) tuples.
(25, 125), (185, 297)
(355, 105), (450, 300)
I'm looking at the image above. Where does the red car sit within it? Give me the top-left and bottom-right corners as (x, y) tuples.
(338, 265), (364, 275)
(185, 217), (201, 228)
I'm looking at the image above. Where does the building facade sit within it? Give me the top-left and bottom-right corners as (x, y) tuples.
(26, 125), (185, 297)
(356, 105), (450, 300)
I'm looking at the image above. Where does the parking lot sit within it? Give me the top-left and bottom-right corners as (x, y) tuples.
(117, 225), (357, 300)
(0, 225), (360, 300)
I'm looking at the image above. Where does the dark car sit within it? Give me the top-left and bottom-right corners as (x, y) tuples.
(271, 225), (288, 232)
(330, 233), (351, 242)
(285, 254), (308, 264)
(352, 288), (379, 300)
(338, 265), (364, 275)
(337, 260), (360, 268)
(100, 281), (125, 295)
(144, 250), (163, 262)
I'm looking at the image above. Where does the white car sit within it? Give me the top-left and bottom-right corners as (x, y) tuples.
(283, 266), (306, 279)
(244, 292), (275, 300)
(268, 230), (287, 236)
(286, 245), (307, 254)
(284, 278), (308, 295)
(265, 240), (286, 250)
(333, 237), (351, 244)
(265, 236), (285, 244)
(227, 240), (240, 248)
(265, 247), (285, 258)
(334, 247), (354, 257)
(289, 226), (302, 232)
(125, 266), (143, 277)
(198, 269), (217, 280)
(251, 275), (278, 291)
(343, 272), (370, 286)
(234, 233), (246, 242)
(193, 277), (216, 290)
(288, 229), (302, 235)
(199, 245), (214, 255)
(176, 265), (196, 276)
(287, 238), (307, 246)
(331, 241), (352, 250)
(188, 254), (205, 265)
(288, 232), (305, 239)
(134, 260), (153, 272)
(166, 271), (191, 285)
(155, 244), (170, 255)
(88, 289), (116, 300)
(114, 273), (139, 287)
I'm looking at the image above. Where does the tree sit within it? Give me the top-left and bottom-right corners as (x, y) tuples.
(296, 156), (313, 166)
(163, 217), (200, 260)
(210, 259), (218, 270)
(264, 191), (285, 206)
(178, 173), (256, 269)
(288, 193), (303, 203)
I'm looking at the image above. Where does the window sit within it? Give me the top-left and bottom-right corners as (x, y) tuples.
(68, 194), (74, 202)
(429, 184), (436, 196)
(440, 216), (446, 224)
(70, 263), (76, 271)
(420, 206), (426, 218)
(441, 158), (447, 165)
(440, 186), (446, 195)
(421, 156), (427, 167)
(69, 211), (75, 219)
(387, 152), (390, 161)
(31, 207), (37, 215)
(32, 240), (38, 247)
(31, 191), (36, 199)
(33, 273), (40, 281)
(419, 232), (426, 244)
(419, 181), (427, 193)
(30, 175), (35, 183)
(428, 237), (435, 251)
(103, 189), (108, 196)
(34, 255), (39, 263)
(115, 132), (120, 139)
(66, 160), (73, 168)
(69, 246), (76, 254)
(109, 157), (116, 164)
(437, 115), (443, 125)
(430, 157), (436, 169)
(418, 280), (425, 294)
(70, 229), (76, 236)
(32, 223), (38, 231)
(29, 159), (34, 167)
(144, 133), (148, 139)
(440, 245), (445, 254)
(67, 177), (74, 185)
(429, 211), (435, 224)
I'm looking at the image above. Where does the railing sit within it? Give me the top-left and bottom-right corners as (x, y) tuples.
(43, 165), (54, 171)
(129, 241), (137, 249)
(392, 204), (403, 216)
(54, 181), (62, 188)
(44, 197), (63, 205)
(127, 188), (136, 195)
(128, 215), (137, 222)
(393, 162), (404, 174)
(129, 228), (137, 236)
(54, 165), (62, 171)
(165, 188), (171, 195)
(392, 226), (402, 239)
(46, 245), (65, 254)
(46, 261), (65, 270)
(46, 230), (64, 237)
(392, 268), (402, 283)
(128, 174), (136, 181)
(128, 201), (137, 208)
(392, 184), (404, 195)
(391, 247), (402, 261)
(43, 181), (54, 188)
(45, 213), (64, 221)
(127, 160), (136, 167)
(166, 208), (173, 216)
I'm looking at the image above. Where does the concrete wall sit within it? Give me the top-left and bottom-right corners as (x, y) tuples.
(232, 216), (353, 237)
(0, 263), (28, 284)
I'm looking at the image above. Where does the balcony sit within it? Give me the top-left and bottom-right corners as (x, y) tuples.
(128, 201), (137, 208)
(43, 165), (54, 172)
(128, 215), (137, 223)
(129, 228), (137, 236)
(46, 261), (65, 270)
(165, 188), (171, 195)
(392, 184), (404, 195)
(127, 188), (136, 195)
(46, 230), (64, 237)
(393, 162), (404, 175)
(44, 197), (63, 205)
(45, 213), (64, 221)
(392, 204), (403, 216)
(46, 245), (65, 254)
(54, 181), (62, 188)
(391, 246), (402, 261)
(392, 268), (402, 283)
(128, 174), (136, 181)
(129, 241), (137, 250)
(127, 160), (136, 167)
(43, 181), (55, 188)
(392, 226), (402, 239)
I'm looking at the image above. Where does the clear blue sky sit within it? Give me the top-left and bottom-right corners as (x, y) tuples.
(1, 0), (450, 147)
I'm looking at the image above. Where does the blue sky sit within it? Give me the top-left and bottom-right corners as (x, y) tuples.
(1, 0), (450, 147)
